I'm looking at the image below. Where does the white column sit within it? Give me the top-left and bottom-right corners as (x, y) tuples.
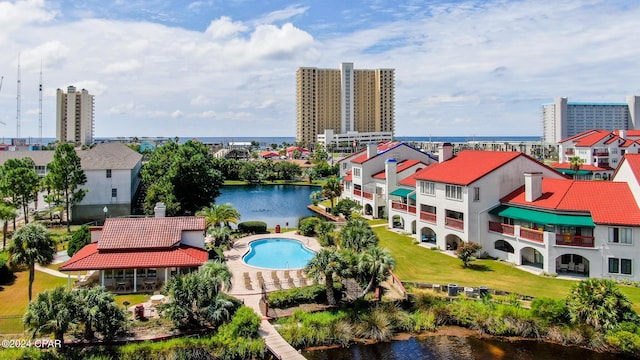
(133, 269), (137, 292)
(101, 270), (104, 287)
(67, 274), (71, 289)
(165, 268), (169, 282)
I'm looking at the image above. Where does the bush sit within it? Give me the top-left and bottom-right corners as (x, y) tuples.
(67, 225), (91, 257)
(531, 297), (570, 325)
(237, 221), (267, 234)
(298, 217), (321, 236)
(268, 283), (343, 308)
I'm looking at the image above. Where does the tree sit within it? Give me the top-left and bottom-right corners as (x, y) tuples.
(309, 190), (323, 206)
(41, 172), (62, 222)
(567, 278), (636, 331)
(23, 286), (76, 342)
(0, 158), (40, 225)
(569, 156), (584, 179)
(312, 144), (328, 163)
(46, 143), (87, 232)
(339, 217), (378, 253)
(331, 198), (362, 220)
(455, 242), (482, 268)
(197, 203), (241, 229)
(0, 202), (16, 250)
(74, 286), (126, 340)
(239, 161), (262, 184)
(142, 140), (224, 215)
(303, 167), (317, 184)
(316, 221), (336, 246)
(322, 176), (342, 208)
(67, 225), (90, 257)
(358, 247), (395, 300)
(207, 226), (233, 249)
(304, 248), (346, 305)
(8, 223), (56, 301)
(274, 161), (301, 180)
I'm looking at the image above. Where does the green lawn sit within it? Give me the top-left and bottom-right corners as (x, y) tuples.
(376, 227), (640, 312)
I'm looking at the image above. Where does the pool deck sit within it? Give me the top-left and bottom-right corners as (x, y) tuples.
(224, 232), (321, 360)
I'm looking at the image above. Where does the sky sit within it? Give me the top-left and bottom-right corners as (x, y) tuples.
(0, 0), (639, 140)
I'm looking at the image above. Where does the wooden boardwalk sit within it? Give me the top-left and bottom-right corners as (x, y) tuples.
(259, 319), (306, 360)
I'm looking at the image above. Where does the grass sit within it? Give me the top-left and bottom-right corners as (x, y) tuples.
(376, 227), (640, 313)
(115, 294), (151, 308)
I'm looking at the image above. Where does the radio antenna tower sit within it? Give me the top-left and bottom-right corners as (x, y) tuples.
(16, 53), (21, 139)
(39, 61), (43, 145)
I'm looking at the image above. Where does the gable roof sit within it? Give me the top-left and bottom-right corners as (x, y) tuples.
(372, 159), (427, 179)
(351, 142), (402, 164)
(501, 178), (640, 226)
(98, 217), (206, 250)
(79, 143), (143, 170)
(413, 151), (526, 186)
(614, 154), (640, 184)
(0, 150), (54, 167)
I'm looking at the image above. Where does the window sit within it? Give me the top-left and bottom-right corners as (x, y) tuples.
(111, 188), (117, 198)
(609, 258), (632, 275)
(494, 240), (514, 253)
(106, 169), (112, 178)
(473, 187), (480, 201)
(353, 168), (361, 177)
(609, 227), (632, 244)
(420, 181), (435, 196)
(445, 185), (462, 200)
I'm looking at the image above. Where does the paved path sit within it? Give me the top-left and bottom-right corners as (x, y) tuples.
(225, 233), (321, 360)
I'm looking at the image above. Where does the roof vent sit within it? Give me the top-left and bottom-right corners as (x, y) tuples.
(154, 202), (166, 218)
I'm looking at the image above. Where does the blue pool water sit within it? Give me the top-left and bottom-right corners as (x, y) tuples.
(243, 239), (315, 269)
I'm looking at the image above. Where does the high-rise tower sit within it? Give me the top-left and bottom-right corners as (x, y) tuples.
(56, 86), (95, 146)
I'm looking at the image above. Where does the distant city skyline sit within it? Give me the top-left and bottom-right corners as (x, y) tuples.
(0, 0), (639, 139)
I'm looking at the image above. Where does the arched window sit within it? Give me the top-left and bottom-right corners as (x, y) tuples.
(494, 240), (514, 253)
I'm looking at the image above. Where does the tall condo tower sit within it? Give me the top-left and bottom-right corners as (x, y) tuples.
(56, 86), (95, 146)
(296, 62), (395, 145)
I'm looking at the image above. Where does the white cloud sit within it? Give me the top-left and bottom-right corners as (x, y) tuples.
(171, 110), (184, 119)
(205, 16), (248, 40)
(102, 59), (142, 75)
(254, 5), (309, 25)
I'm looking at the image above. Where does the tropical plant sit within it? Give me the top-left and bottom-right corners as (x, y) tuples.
(316, 221), (336, 246)
(569, 156), (584, 179)
(237, 221), (267, 234)
(0, 158), (40, 225)
(197, 203), (241, 229)
(74, 286), (126, 340)
(531, 297), (570, 325)
(46, 143), (87, 232)
(0, 201), (16, 250)
(321, 176), (342, 208)
(207, 226), (233, 249)
(23, 286), (77, 342)
(303, 167), (317, 184)
(298, 217), (321, 237)
(67, 225), (91, 257)
(455, 242), (482, 268)
(309, 190), (323, 206)
(338, 217), (378, 253)
(357, 247), (395, 300)
(331, 198), (362, 220)
(8, 223), (56, 300)
(566, 278), (636, 331)
(304, 248), (346, 305)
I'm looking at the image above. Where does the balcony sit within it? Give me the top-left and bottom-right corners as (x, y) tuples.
(362, 191), (373, 200)
(488, 221), (515, 236)
(593, 150), (609, 156)
(354, 189), (362, 197)
(445, 217), (464, 230)
(555, 234), (595, 248)
(391, 201), (416, 214)
(565, 149), (574, 155)
(520, 228), (543, 243)
(420, 211), (436, 224)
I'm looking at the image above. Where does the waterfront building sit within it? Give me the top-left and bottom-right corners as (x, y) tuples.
(316, 129), (393, 150)
(296, 63), (395, 145)
(56, 86), (95, 146)
(542, 96), (640, 144)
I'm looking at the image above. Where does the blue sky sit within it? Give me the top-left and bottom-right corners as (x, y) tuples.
(0, 0), (639, 139)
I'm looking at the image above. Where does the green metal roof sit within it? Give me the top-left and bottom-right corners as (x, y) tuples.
(557, 169), (592, 175)
(409, 193), (416, 200)
(490, 205), (594, 227)
(389, 188), (413, 197)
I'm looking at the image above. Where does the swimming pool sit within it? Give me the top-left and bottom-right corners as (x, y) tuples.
(243, 238), (315, 269)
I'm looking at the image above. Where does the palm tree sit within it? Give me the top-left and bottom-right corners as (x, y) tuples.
(316, 220), (336, 246)
(207, 226), (233, 248)
(339, 217), (378, 253)
(197, 203), (241, 229)
(569, 156), (584, 179)
(304, 248), (346, 305)
(322, 176), (342, 208)
(23, 286), (76, 342)
(75, 286), (126, 340)
(0, 202), (17, 250)
(566, 278), (634, 331)
(358, 247), (395, 300)
(8, 223), (56, 301)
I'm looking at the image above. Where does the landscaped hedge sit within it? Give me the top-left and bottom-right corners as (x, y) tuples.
(237, 221), (267, 234)
(268, 283), (344, 308)
(298, 217), (321, 236)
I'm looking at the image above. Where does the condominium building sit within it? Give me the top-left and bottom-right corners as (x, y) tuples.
(296, 63), (395, 145)
(542, 96), (640, 144)
(56, 86), (95, 146)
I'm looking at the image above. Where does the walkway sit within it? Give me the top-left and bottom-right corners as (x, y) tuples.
(225, 233), (321, 360)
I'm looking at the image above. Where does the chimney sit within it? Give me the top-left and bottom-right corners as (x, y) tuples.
(154, 202), (166, 218)
(524, 172), (542, 202)
(367, 143), (377, 158)
(619, 129), (626, 140)
(438, 143), (453, 163)
(385, 158), (398, 194)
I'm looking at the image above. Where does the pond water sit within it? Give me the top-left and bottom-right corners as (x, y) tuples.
(216, 185), (318, 228)
(302, 336), (624, 360)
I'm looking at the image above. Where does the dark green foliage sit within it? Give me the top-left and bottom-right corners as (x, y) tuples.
(321, 176), (342, 207)
(531, 297), (570, 325)
(237, 221), (267, 234)
(0, 158), (40, 225)
(142, 140), (224, 216)
(567, 278), (636, 331)
(298, 216), (321, 236)
(67, 225), (90, 257)
(339, 217), (378, 252)
(0, 251), (11, 282)
(8, 223), (56, 300)
(607, 322), (640, 356)
(46, 143), (87, 231)
(331, 198), (362, 220)
(268, 283), (344, 308)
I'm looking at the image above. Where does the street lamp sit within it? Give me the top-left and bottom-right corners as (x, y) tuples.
(103, 206), (108, 224)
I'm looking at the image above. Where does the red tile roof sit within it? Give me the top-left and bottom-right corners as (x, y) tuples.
(413, 151), (524, 185)
(372, 159), (425, 179)
(502, 178), (640, 226)
(98, 217), (206, 250)
(343, 170), (352, 182)
(59, 243), (208, 271)
(616, 154), (640, 184)
(558, 130), (603, 144)
(399, 171), (421, 187)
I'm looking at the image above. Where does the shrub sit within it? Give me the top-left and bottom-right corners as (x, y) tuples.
(298, 217), (320, 236)
(455, 242), (482, 267)
(268, 283), (343, 308)
(567, 278), (635, 331)
(67, 225), (91, 257)
(531, 297), (570, 325)
(237, 221), (267, 234)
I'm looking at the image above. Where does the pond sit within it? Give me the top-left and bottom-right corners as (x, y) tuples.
(216, 184), (319, 228)
(302, 335), (624, 360)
